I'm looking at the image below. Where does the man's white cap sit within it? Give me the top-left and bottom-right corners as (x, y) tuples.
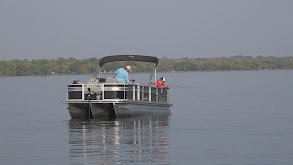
(126, 65), (131, 70)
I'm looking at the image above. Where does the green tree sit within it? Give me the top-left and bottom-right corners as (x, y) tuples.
(3, 61), (17, 76)
(15, 61), (32, 76)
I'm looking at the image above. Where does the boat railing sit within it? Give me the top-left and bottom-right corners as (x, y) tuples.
(67, 83), (169, 103)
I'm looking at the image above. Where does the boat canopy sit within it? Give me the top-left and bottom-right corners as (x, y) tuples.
(99, 55), (159, 67)
(95, 55), (158, 83)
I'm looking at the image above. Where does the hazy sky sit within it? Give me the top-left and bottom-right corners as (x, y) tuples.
(0, 0), (292, 60)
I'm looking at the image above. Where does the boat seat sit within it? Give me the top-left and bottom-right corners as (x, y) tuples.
(106, 77), (117, 83)
(87, 77), (99, 84)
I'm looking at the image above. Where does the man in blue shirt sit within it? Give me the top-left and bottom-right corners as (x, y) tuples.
(115, 65), (131, 83)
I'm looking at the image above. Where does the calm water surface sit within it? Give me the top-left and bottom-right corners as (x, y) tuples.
(0, 71), (293, 165)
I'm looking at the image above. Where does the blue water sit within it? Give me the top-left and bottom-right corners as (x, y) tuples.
(0, 71), (292, 165)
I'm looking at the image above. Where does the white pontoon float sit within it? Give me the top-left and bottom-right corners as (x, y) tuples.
(62, 55), (172, 119)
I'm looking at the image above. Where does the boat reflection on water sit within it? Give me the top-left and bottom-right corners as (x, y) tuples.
(67, 115), (170, 164)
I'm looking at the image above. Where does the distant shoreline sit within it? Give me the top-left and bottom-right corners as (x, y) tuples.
(1, 56), (293, 77)
(0, 69), (291, 78)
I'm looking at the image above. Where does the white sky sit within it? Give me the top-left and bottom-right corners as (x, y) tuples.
(0, 0), (292, 60)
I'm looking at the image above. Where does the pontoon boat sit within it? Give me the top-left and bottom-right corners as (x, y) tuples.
(62, 55), (172, 119)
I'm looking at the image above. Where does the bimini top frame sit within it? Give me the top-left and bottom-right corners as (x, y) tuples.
(99, 55), (158, 67)
(94, 55), (159, 84)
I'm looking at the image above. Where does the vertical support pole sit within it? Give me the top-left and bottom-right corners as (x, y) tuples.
(149, 86), (151, 102)
(155, 67), (157, 85)
(102, 84), (104, 100)
(124, 84), (126, 100)
(82, 84), (85, 100)
(133, 85), (135, 100)
(141, 86), (144, 101)
(156, 87), (158, 102)
(137, 85), (140, 101)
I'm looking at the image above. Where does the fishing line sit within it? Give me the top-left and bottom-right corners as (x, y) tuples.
(164, 78), (199, 88)
(171, 85), (200, 89)
(169, 78), (176, 86)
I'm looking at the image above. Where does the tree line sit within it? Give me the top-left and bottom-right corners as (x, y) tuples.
(0, 56), (293, 76)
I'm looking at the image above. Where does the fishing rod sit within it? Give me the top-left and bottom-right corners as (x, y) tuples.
(171, 85), (200, 89)
(168, 78), (199, 88)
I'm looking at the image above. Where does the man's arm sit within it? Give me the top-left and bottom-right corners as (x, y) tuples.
(125, 72), (129, 83)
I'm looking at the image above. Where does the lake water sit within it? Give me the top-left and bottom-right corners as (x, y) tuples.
(0, 71), (293, 165)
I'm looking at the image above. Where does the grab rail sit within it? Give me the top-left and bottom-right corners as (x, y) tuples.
(67, 83), (169, 103)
